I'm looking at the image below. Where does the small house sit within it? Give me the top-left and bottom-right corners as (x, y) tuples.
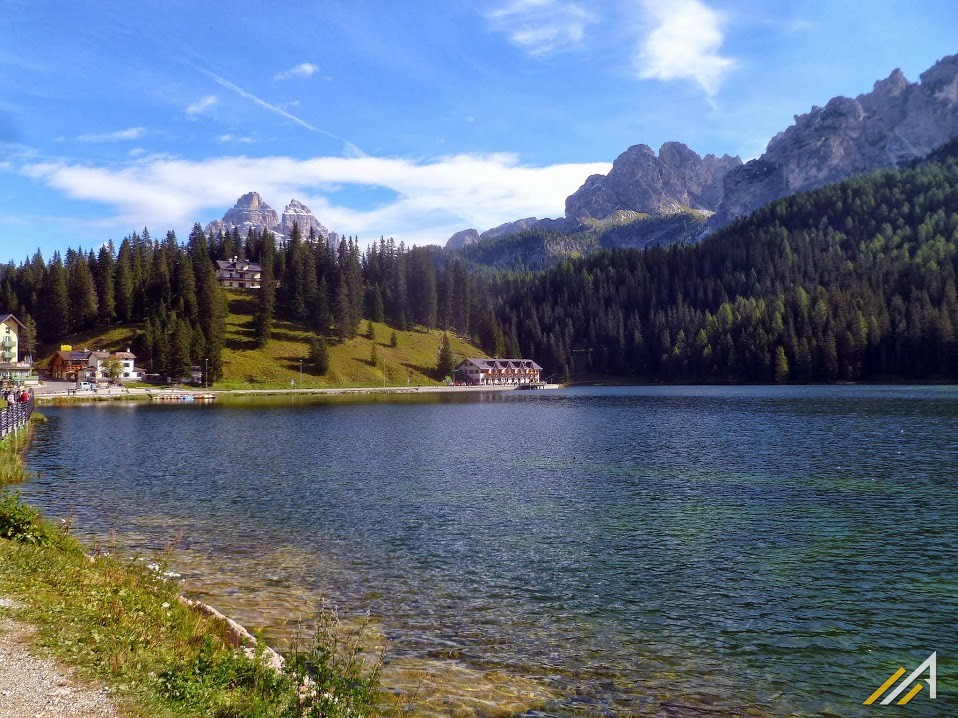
(215, 257), (262, 289)
(89, 350), (142, 381)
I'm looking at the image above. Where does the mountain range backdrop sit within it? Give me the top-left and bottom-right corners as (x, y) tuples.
(3, 53), (958, 384)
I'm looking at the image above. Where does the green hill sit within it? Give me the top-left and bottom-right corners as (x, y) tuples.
(218, 292), (483, 389)
(39, 292), (486, 390)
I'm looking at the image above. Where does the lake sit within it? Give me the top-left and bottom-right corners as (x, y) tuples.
(20, 386), (958, 716)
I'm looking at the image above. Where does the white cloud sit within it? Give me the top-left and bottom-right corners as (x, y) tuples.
(185, 95), (218, 116)
(19, 152), (610, 246)
(635, 0), (736, 97)
(274, 62), (319, 80)
(487, 0), (596, 55)
(75, 127), (147, 143)
(218, 134), (255, 144)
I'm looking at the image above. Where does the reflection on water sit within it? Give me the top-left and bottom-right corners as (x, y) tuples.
(21, 386), (958, 717)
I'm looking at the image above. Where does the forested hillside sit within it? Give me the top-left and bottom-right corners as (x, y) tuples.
(0, 223), (511, 381)
(2, 148), (957, 385)
(491, 149), (958, 382)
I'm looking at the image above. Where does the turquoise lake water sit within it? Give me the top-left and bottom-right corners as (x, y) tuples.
(20, 386), (958, 716)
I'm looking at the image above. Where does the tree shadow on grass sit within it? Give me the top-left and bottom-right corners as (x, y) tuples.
(228, 295), (257, 316)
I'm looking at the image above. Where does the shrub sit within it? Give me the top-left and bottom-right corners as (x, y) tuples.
(0, 492), (64, 547)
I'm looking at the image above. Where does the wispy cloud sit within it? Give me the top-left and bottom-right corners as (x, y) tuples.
(19, 152), (610, 246)
(274, 62), (319, 80)
(487, 0), (596, 56)
(76, 127), (147, 143)
(185, 95), (218, 116)
(635, 0), (736, 97)
(218, 134), (255, 144)
(200, 69), (365, 157)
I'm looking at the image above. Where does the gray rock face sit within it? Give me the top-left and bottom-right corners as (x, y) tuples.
(281, 199), (330, 241)
(206, 192), (281, 239)
(206, 192), (331, 245)
(480, 217), (539, 241)
(710, 54), (958, 229)
(445, 228), (480, 250)
(565, 142), (741, 220)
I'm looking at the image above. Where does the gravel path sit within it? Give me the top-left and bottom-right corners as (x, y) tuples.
(0, 598), (122, 718)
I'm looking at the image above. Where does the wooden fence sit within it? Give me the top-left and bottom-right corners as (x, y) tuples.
(0, 397), (34, 440)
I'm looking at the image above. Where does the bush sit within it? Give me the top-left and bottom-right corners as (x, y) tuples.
(282, 611), (384, 718)
(0, 492), (64, 547)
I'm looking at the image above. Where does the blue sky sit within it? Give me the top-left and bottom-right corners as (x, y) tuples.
(1, 0), (956, 264)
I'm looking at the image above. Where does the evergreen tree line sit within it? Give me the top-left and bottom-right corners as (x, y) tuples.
(239, 225), (512, 358)
(0, 221), (518, 377)
(0, 224), (227, 382)
(487, 153), (958, 382)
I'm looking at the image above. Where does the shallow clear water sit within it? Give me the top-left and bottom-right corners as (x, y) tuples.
(20, 386), (958, 716)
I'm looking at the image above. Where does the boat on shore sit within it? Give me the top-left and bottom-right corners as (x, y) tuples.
(149, 392), (216, 402)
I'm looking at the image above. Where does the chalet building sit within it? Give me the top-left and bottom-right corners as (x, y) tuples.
(51, 349), (90, 382)
(0, 314), (33, 383)
(215, 257), (262, 289)
(51, 347), (142, 382)
(454, 358), (543, 386)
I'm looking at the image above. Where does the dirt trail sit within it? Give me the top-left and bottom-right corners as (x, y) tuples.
(0, 598), (121, 718)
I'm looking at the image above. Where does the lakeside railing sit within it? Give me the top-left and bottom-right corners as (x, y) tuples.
(0, 397), (34, 440)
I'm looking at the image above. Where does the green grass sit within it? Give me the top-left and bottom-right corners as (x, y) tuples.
(219, 292), (484, 390)
(0, 421), (388, 718)
(37, 292), (487, 391)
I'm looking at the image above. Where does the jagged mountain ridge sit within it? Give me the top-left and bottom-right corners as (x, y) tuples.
(444, 142), (734, 250)
(710, 53), (958, 229)
(447, 53), (958, 259)
(205, 192), (333, 244)
(565, 142), (741, 220)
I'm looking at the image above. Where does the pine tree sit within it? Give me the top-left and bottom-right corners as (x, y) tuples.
(390, 330), (398, 348)
(19, 314), (37, 360)
(67, 251), (98, 332)
(191, 240), (227, 382)
(334, 282), (353, 341)
(94, 244), (116, 325)
(41, 253), (70, 341)
(774, 345), (790, 383)
(253, 247), (276, 347)
(169, 317), (193, 381)
(436, 333), (455, 378)
(308, 334), (330, 374)
(114, 240), (135, 322)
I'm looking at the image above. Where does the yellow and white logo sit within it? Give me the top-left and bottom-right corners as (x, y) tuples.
(864, 652), (937, 706)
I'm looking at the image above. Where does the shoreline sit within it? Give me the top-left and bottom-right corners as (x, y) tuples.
(34, 382), (562, 404)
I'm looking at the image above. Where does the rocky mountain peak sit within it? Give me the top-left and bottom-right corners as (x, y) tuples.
(872, 68), (908, 97)
(205, 192), (332, 245)
(565, 142), (741, 220)
(281, 199), (330, 241)
(710, 53), (958, 231)
(445, 228), (480, 250)
(480, 217), (539, 241)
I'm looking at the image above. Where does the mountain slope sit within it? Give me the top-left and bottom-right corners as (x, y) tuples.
(490, 148), (958, 382)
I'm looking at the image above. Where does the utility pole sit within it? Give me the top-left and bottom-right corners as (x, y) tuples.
(299, 359), (303, 390)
